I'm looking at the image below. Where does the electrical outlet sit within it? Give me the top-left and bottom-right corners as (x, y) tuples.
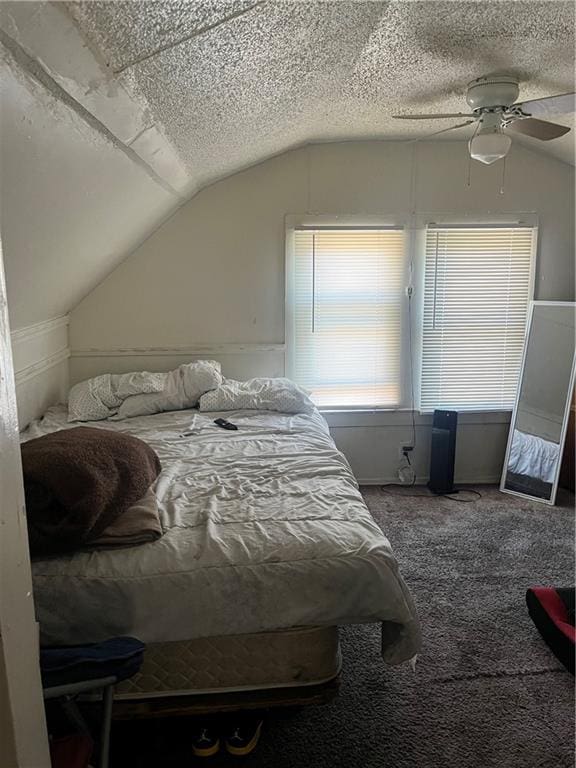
(398, 465), (415, 484)
(398, 444), (414, 459)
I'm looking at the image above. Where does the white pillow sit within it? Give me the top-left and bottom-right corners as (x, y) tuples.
(114, 371), (166, 398)
(112, 391), (169, 420)
(198, 377), (315, 414)
(68, 375), (118, 422)
(68, 371), (169, 422)
(179, 360), (222, 404)
(115, 360), (222, 419)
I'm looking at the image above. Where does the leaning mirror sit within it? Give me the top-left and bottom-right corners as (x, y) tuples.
(501, 301), (576, 505)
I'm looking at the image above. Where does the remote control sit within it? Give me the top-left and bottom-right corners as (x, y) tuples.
(214, 418), (238, 431)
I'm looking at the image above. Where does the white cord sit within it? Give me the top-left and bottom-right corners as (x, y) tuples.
(408, 288), (417, 450)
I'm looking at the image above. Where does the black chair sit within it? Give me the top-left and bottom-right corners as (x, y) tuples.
(41, 637), (145, 768)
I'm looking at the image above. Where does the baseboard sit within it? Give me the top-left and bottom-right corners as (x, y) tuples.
(357, 475), (502, 486)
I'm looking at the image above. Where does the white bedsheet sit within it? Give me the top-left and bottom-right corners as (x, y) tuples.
(508, 428), (560, 483)
(25, 406), (421, 665)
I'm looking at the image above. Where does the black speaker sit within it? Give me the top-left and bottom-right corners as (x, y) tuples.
(428, 410), (458, 495)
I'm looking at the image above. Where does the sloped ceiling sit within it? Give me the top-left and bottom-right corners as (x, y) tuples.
(0, 1), (574, 329)
(68, 0), (575, 180)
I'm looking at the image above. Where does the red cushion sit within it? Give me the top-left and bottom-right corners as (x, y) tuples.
(530, 587), (576, 643)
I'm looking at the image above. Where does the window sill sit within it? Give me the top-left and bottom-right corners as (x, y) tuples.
(320, 408), (513, 428)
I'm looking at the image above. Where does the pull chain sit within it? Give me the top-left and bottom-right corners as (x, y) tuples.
(499, 155), (507, 195)
(466, 121), (481, 188)
(311, 233), (316, 333)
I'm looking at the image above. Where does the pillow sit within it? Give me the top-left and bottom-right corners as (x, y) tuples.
(115, 360), (222, 420)
(179, 360), (222, 404)
(68, 375), (118, 422)
(114, 371), (166, 398)
(68, 371), (168, 422)
(198, 377), (315, 414)
(113, 391), (168, 420)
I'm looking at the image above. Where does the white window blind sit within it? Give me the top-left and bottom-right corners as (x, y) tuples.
(290, 228), (405, 408)
(420, 224), (535, 412)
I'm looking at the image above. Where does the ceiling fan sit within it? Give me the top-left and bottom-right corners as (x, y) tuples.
(393, 76), (575, 164)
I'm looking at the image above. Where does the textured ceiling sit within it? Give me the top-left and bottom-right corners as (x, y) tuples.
(66, 0), (575, 187)
(0, 1), (573, 335)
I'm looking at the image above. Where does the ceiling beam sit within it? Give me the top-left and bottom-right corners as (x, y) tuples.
(0, 28), (183, 199)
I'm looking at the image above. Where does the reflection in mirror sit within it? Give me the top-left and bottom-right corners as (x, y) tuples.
(502, 302), (576, 504)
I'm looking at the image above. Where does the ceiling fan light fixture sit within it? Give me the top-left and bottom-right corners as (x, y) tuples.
(392, 75), (573, 161)
(469, 127), (512, 165)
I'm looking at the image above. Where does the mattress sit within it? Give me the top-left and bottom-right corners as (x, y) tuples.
(115, 626), (340, 699)
(26, 406), (421, 665)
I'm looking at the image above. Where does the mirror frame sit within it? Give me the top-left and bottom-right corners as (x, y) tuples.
(500, 300), (576, 506)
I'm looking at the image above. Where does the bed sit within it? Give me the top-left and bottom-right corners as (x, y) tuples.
(505, 428), (560, 498)
(24, 405), (421, 705)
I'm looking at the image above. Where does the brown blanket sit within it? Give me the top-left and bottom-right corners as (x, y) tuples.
(21, 427), (162, 557)
(90, 488), (162, 549)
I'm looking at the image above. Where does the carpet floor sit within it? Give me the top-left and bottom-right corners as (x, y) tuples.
(110, 485), (575, 768)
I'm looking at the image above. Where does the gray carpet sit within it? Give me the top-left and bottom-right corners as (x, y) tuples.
(111, 485), (575, 768)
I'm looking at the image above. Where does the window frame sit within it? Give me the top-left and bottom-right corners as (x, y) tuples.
(285, 212), (538, 416)
(285, 213), (411, 411)
(413, 212), (538, 414)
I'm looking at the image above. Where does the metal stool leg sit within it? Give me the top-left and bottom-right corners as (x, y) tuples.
(60, 696), (91, 735)
(99, 684), (114, 768)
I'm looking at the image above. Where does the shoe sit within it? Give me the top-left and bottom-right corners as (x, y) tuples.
(191, 722), (220, 757)
(224, 717), (264, 756)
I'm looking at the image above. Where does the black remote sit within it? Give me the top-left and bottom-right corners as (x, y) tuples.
(214, 418), (238, 431)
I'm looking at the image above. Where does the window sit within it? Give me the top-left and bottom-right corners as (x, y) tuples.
(287, 227), (405, 408)
(420, 224), (535, 412)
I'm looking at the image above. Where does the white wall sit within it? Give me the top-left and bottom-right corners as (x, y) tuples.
(0, 20), (184, 424)
(10, 315), (69, 429)
(70, 140), (575, 482)
(0, 9), (187, 333)
(0, 55), (177, 332)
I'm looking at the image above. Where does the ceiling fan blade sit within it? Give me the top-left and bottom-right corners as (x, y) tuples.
(392, 113), (476, 120)
(513, 92), (575, 118)
(507, 117), (571, 141)
(405, 120), (477, 142)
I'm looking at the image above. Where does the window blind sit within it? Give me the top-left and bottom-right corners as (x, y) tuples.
(291, 228), (405, 408)
(420, 225), (535, 412)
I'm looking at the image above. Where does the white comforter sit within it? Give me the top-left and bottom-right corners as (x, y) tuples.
(508, 428), (560, 483)
(26, 406), (421, 665)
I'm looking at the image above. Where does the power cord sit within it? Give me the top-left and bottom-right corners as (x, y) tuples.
(379, 484), (482, 503)
(407, 287), (417, 452)
(395, 281), (480, 504)
(395, 284), (417, 486)
(397, 448), (417, 487)
(442, 489), (482, 503)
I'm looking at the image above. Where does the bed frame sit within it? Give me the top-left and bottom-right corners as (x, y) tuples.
(113, 677), (340, 719)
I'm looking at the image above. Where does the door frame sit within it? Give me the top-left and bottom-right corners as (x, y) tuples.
(0, 237), (50, 766)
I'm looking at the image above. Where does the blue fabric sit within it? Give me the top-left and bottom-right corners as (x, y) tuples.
(41, 636), (145, 688)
